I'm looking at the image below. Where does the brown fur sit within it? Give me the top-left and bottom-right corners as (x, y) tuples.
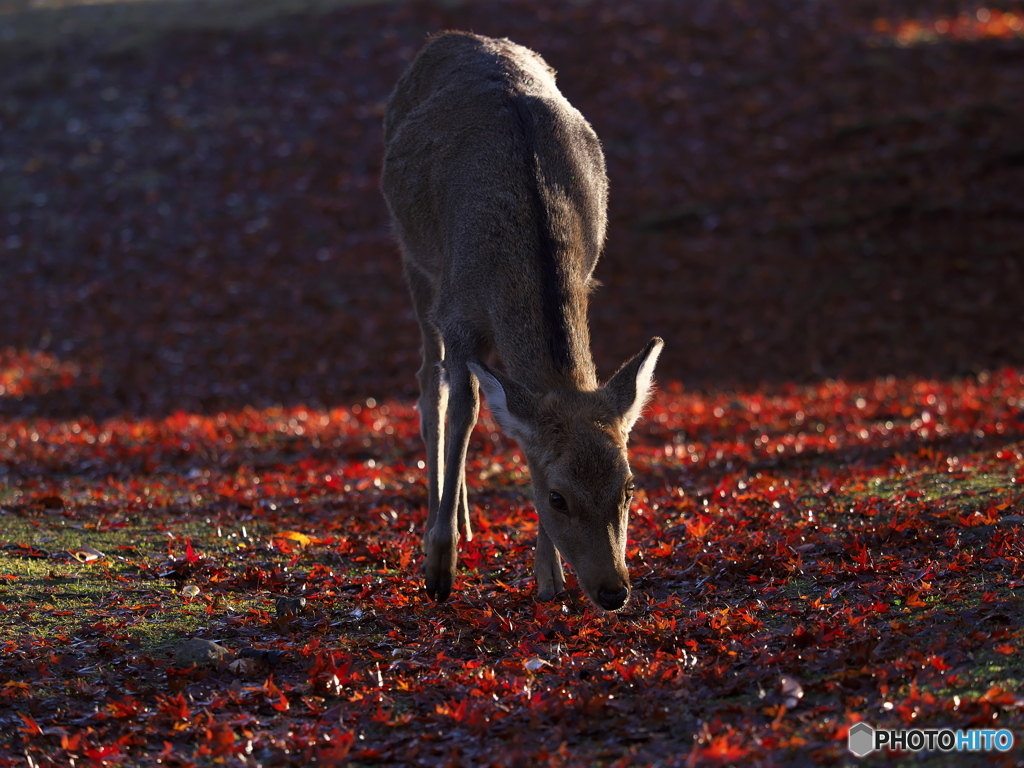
(382, 31), (663, 611)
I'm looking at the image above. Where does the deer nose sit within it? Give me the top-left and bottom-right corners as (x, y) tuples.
(597, 586), (629, 611)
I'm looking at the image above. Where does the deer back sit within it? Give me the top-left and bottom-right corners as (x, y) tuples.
(382, 32), (608, 390)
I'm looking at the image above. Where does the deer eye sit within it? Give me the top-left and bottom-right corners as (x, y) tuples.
(549, 491), (569, 513)
(625, 479), (636, 496)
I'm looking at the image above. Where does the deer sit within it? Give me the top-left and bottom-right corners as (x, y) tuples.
(381, 31), (663, 612)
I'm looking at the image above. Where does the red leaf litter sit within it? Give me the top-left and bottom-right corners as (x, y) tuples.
(1, 0), (1023, 765)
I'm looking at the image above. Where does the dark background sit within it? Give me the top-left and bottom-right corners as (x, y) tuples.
(1, 0), (1022, 419)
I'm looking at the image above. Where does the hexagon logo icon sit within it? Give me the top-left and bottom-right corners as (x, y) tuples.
(848, 722), (875, 757)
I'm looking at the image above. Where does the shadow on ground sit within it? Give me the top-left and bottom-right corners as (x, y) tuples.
(1, 0), (1022, 420)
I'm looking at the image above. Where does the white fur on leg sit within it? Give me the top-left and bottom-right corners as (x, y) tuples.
(459, 474), (472, 541)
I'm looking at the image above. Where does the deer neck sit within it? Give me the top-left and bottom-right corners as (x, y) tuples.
(500, 287), (599, 395)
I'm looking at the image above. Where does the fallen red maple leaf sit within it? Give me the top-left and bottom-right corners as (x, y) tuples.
(316, 729), (355, 766)
(18, 713), (42, 738)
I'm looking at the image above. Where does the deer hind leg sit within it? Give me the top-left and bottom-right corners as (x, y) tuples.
(535, 523), (566, 601)
(424, 336), (480, 602)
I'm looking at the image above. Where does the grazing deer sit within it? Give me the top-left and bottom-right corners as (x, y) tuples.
(381, 31), (662, 611)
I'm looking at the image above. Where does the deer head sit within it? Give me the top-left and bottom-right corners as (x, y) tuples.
(469, 337), (663, 611)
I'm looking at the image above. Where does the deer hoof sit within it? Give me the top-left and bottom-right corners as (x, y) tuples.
(535, 561), (565, 602)
(536, 575), (565, 603)
(537, 586), (563, 602)
(424, 531), (458, 602)
(426, 573), (453, 603)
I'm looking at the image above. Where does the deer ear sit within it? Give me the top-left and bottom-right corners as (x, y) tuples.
(605, 337), (664, 433)
(468, 361), (538, 445)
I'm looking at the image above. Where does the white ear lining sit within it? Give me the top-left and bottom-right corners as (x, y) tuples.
(621, 338), (663, 431)
(467, 362), (533, 444)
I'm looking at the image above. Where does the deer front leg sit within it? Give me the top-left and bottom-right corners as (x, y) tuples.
(419, 360), (447, 552)
(406, 262), (447, 553)
(424, 356), (479, 602)
(535, 523), (565, 601)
